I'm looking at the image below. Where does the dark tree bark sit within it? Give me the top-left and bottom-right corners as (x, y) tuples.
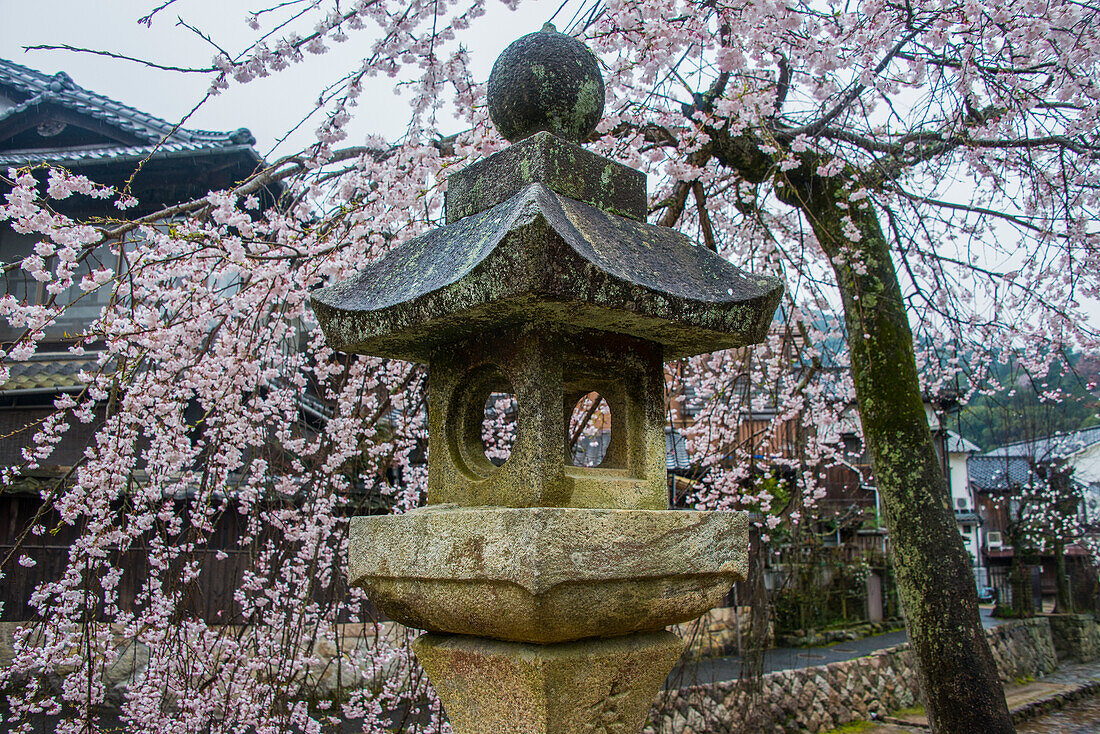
(774, 160), (1013, 732)
(1009, 548), (1035, 618)
(1053, 538), (1072, 613)
(709, 131), (1015, 732)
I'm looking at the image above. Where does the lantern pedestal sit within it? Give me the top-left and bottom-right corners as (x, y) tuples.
(348, 505), (748, 644)
(413, 631), (684, 734)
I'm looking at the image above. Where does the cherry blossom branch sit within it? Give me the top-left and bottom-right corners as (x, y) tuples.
(788, 21), (932, 138)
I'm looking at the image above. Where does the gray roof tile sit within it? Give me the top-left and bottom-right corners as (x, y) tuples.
(947, 430), (981, 454)
(0, 57), (256, 162)
(570, 426), (693, 472)
(981, 426), (1100, 461)
(0, 141), (256, 167)
(1, 353), (109, 392)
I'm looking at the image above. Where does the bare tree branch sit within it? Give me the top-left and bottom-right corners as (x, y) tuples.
(22, 44), (213, 73)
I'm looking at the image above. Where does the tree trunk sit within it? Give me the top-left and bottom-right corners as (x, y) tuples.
(1010, 551), (1033, 618)
(767, 161), (1015, 733)
(1053, 538), (1072, 613)
(735, 531), (769, 732)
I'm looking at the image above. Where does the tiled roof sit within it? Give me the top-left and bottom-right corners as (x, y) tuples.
(665, 426), (692, 471)
(1, 354), (106, 392)
(967, 450), (1100, 495)
(968, 455), (1034, 493)
(947, 430), (981, 454)
(969, 427), (1100, 495)
(568, 427), (694, 472)
(0, 140), (257, 167)
(0, 57), (256, 165)
(981, 425), (1100, 461)
(571, 430), (609, 468)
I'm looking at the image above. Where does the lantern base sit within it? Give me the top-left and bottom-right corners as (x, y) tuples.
(413, 630), (684, 734)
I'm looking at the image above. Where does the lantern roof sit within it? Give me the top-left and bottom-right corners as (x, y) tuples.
(311, 24), (783, 363)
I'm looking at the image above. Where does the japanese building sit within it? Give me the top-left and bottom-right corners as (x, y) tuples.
(0, 57), (278, 619)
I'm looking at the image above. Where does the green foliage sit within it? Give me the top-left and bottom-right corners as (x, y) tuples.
(892, 704), (926, 717)
(821, 722), (876, 733)
(958, 351), (1100, 450)
(771, 546), (884, 634)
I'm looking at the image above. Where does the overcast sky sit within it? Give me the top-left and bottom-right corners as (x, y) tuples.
(0, 0), (556, 157)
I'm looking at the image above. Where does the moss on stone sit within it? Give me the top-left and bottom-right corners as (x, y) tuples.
(313, 181), (782, 363)
(821, 722), (876, 734)
(445, 131), (647, 222)
(766, 148), (1016, 733)
(486, 24), (605, 145)
(413, 631), (684, 734)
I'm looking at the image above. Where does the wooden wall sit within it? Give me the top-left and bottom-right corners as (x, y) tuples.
(1, 493), (379, 624)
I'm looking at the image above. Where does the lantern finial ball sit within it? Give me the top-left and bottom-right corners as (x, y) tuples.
(487, 23), (605, 145)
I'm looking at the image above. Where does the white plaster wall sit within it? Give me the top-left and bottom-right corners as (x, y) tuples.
(947, 450), (979, 564)
(1084, 485), (1100, 525)
(924, 404), (941, 431)
(1068, 443), (1100, 524)
(948, 451), (971, 509)
(959, 523), (980, 562)
(1069, 442), (1100, 484)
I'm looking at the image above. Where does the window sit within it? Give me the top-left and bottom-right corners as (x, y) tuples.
(1, 227), (117, 343)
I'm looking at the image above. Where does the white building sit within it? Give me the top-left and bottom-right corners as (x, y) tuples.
(946, 431), (983, 580)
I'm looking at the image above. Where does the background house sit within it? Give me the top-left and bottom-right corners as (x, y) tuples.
(968, 425), (1100, 610)
(0, 57), (279, 621)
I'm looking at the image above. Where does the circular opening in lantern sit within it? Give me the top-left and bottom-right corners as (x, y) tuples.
(482, 391), (518, 466)
(447, 366), (515, 481)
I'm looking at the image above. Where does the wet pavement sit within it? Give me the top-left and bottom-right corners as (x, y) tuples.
(1018, 692), (1100, 732)
(674, 606), (1005, 684)
(866, 661), (1100, 733)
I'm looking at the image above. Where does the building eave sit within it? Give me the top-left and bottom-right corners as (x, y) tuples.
(0, 142), (262, 168)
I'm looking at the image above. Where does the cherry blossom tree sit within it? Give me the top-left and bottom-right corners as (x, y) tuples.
(984, 437), (1092, 616)
(1025, 458), (1085, 614)
(3, 0), (1100, 732)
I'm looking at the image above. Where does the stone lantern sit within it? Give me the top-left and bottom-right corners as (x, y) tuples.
(312, 23), (783, 734)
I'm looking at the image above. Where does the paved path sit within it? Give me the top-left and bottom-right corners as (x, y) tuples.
(847, 660), (1100, 733)
(673, 606), (1005, 685)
